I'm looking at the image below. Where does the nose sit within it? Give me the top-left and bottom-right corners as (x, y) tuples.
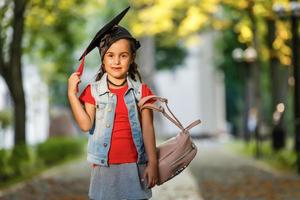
(114, 56), (120, 65)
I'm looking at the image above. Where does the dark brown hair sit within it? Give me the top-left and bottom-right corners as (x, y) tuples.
(95, 39), (142, 82)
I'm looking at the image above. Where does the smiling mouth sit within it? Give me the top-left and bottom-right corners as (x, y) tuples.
(112, 67), (122, 70)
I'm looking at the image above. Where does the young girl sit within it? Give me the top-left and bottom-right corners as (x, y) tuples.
(67, 7), (158, 200)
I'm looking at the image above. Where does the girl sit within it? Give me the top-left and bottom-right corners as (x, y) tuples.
(67, 7), (158, 200)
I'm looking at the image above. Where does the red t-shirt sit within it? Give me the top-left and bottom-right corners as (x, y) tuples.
(79, 83), (154, 164)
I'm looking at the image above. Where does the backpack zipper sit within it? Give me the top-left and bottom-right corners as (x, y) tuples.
(170, 142), (197, 167)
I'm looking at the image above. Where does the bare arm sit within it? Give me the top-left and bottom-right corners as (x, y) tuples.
(141, 108), (158, 187)
(67, 72), (95, 132)
(141, 109), (157, 163)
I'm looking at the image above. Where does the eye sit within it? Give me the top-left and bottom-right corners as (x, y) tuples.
(121, 54), (128, 58)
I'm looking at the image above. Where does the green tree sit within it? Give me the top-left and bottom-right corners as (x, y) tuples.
(0, 0), (87, 146)
(25, 0), (86, 106)
(0, 0), (28, 146)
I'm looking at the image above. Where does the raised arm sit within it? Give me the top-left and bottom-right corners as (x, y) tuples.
(67, 72), (95, 132)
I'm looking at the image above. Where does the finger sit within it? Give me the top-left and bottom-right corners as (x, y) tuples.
(70, 72), (79, 77)
(147, 177), (153, 188)
(75, 74), (82, 79)
(71, 80), (80, 86)
(142, 171), (147, 182)
(148, 180), (152, 188)
(72, 72), (81, 78)
(76, 79), (82, 83)
(150, 182), (155, 188)
(151, 178), (155, 187)
(146, 175), (152, 187)
(76, 72), (82, 77)
(149, 182), (154, 188)
(153, 177), (158, 186)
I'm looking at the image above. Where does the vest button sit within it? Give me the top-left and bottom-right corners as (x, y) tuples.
(108, 107), (112, 112)
(106, 124), (110, 128)
(101, 159), (105, 164)
(103, 143), (107, 147)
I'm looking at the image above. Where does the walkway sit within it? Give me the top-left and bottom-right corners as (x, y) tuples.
(0, 156), (203, 199)
(189, 137), (300, 200)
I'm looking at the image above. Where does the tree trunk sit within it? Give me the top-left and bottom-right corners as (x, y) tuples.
(266, 19), (288, 151)
(0, 0), (28, 146)
(242, 63), (255, 142)
(248, 1), (262, 142)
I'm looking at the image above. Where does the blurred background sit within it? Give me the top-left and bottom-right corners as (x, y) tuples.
(1, 0), (300, 199)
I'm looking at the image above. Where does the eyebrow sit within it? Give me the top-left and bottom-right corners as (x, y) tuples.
(106, 51), (130, 54)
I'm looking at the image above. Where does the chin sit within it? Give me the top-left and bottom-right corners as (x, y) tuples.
(109, 72), (127, 79)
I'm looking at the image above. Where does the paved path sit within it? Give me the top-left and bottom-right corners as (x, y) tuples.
(152, 169), (203, 200)
(0, 157), (203, 200)
(2, 136), (299, 200)
(189, 137), (300, 200)
(0, 158), (91, 200)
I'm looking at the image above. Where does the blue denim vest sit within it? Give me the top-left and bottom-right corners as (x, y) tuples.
(87, 73), (147, 166)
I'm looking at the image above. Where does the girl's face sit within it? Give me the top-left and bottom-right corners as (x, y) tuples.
(103, 39), (134, 80)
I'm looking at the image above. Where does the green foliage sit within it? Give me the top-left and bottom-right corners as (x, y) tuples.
(0, 109), (12, 129)
(8, 144), (36, 176)
(285, 88), (295, 136)
(25, 0), (86, 106)
(216, 28), (246, 136)
(0, 149), (13, 181)
(0, 137), (86, 188)
(230, 139), (297, 172)
(155, 35), (187, 70)
(36, 137), (85, 166)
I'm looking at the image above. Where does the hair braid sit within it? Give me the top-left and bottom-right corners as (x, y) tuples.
(95, 64), (106, 81)
(128, 62), (142, 83)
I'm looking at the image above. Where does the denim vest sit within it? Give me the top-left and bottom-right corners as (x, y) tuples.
(87, 73), (147, 166)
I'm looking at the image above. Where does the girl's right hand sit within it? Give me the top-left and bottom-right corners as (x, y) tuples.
(68, 72), (81, 96)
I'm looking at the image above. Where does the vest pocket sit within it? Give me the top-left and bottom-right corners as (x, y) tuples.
(95, 103), (106, 119)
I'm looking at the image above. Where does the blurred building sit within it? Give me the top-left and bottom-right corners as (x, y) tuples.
(154, 32), (227, 137)
(0, 64), (49, 149)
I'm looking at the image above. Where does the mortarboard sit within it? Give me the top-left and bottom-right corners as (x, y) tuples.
(76, 6), (140, 78)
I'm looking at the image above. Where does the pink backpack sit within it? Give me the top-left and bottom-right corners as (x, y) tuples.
(138, 95), (201, 185)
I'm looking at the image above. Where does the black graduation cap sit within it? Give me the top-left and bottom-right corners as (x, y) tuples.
(78, 6), (130, 61)
(75, 6), (140, 78)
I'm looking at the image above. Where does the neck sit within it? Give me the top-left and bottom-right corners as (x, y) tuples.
(107, 77), (127, 88)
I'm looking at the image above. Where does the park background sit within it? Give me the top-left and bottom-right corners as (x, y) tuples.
(0, 0), (300, 199)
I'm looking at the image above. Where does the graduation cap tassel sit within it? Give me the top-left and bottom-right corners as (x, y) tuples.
(76, 53), (85, 76)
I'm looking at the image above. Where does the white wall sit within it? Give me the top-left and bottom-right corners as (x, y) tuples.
(24, 65), (49, 145)
(0, 64), (49, 149)
(154, 32), (227, 136)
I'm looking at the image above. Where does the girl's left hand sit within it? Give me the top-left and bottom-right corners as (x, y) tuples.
(142, 162), (158, 188)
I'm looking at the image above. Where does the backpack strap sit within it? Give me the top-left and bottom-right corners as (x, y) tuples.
(138, 95), (201, 132)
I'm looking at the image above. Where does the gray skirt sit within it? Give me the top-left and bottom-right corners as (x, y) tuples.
(88, 162), (152, 200)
